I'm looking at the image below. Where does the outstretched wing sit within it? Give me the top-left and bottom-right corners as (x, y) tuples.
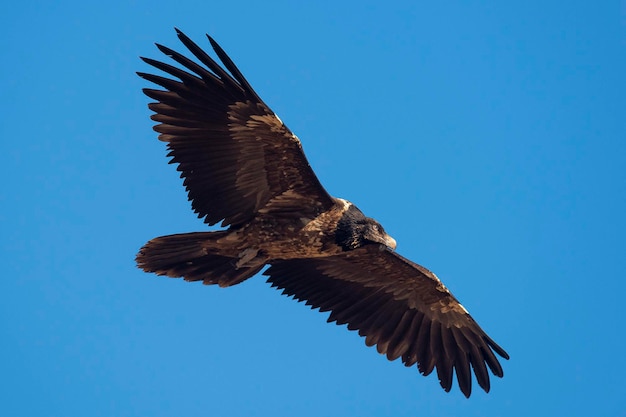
(264, 245), (509, 397)
(138, 29), (334, 227)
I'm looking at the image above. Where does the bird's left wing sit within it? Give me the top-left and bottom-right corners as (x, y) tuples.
(138, 29), (334, 227)
(264, 245), (509, 397)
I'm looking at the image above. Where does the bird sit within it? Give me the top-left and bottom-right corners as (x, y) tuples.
(136, 28), (509, 398)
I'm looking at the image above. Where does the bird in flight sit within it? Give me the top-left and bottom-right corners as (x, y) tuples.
(136, 29), (509, 398)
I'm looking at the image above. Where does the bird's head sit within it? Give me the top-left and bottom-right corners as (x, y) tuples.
(335, 203), (397, 251)
(360, 218), (397, 250)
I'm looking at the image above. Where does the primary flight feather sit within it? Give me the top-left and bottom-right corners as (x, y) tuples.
(136, 29), (509, 397)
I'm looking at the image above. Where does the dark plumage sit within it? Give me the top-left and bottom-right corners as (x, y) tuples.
(136, 29), (509, 397)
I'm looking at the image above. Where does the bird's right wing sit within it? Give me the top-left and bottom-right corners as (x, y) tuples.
(264, 245), (509, 397)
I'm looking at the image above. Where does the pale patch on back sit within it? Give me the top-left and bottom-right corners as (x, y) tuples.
(334, 198), (352, 211)
(302, 198), (352, 234)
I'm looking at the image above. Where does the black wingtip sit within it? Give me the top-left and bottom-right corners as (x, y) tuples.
(486, 334), (510, 361)
(155, 43), (174, 56)
(200, 34), (260, 101)
(175, 28), (192, 44)
(206, 34), (227, 59)
(206, 34), (219, 51)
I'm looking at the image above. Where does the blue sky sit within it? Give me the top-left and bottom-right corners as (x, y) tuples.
(2, 1), (625, 416)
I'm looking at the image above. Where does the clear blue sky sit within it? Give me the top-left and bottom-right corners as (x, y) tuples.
(2, 1), (625, 416)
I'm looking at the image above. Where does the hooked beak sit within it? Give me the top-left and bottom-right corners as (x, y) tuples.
(383, 234), (397, 250)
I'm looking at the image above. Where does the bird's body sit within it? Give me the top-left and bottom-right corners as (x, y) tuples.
(140, 197), (395, 286)
(136, 29), (509, 397)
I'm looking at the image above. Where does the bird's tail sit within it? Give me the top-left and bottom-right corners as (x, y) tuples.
(136, 231), (264, 287)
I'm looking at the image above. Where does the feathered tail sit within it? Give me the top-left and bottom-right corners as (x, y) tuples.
(136, 231), (264, 287)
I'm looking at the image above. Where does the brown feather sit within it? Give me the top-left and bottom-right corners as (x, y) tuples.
(265, 245), (509, 396)
(139, 31), (334, 227)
